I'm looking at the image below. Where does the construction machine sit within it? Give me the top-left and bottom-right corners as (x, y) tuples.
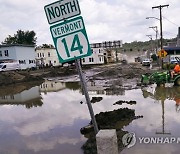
(141, 57), (180, 86)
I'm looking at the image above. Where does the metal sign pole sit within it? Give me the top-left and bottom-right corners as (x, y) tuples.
(75, 59), (99, 134)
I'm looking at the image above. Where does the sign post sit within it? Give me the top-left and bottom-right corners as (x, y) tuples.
(44, 0), (99, 134)
(75, 59), (99, 134)
(158, 49), (167, 69)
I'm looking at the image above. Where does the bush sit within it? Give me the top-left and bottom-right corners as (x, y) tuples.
(151, 54), (158, 61)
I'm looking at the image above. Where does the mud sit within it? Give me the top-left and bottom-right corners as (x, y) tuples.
(0, 71), (44, 86)
(91, 97), (103, 103)
(81, 108), (143, 154)
(0, 63), (156, 90)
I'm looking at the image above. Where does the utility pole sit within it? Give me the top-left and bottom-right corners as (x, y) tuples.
(152, 4), (169, 69)
(149, 26), (158, 54)
(146, 35), (153, 58)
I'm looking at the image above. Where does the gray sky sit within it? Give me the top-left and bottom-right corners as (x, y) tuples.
(0, 0), (179, 45)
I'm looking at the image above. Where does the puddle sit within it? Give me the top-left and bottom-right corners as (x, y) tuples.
(0, 80), (179, 154)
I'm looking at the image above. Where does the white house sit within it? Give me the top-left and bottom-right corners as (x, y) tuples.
(82, 47), (105, 65)
(35, 48), (61, 67)
(0, 44), (36, 69)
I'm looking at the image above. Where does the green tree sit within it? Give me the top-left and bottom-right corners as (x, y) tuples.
(2, 30), (37, 45)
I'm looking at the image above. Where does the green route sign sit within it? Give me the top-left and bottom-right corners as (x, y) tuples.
(50, 16), (92, 63)
(44, 0), (81, 24)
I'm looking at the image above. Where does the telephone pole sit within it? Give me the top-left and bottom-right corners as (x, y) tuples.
(149, 26), (158, 54)
(152, 5), (169, 49)
(152, 5), (169, 69)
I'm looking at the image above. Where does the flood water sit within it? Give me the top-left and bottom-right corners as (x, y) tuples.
(0, 80), (180, 154)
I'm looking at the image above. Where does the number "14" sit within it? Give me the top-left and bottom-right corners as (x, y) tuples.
(61, 34), (83, 57)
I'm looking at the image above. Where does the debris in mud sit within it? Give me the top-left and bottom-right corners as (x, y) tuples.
(91, 97), (103, 103)
(0, 71), (44, 86)
(113, 100), (136, 105)
(81, 108), (143, 154)
(80, 108), (141, 134)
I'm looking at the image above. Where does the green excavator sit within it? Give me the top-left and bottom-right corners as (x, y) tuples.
(141, 57), (180, 86)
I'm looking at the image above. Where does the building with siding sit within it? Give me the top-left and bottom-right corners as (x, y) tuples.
(82, 47), (105, 65)
(35, 48), (61, 67)
(0, 44), (36, 69)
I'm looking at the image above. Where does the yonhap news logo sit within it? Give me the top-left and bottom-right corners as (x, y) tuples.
(122, 132), (180, 148)
(122, 132), (136, 148)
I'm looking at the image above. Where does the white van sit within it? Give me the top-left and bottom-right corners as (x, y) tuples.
(0, 62), (20, 72)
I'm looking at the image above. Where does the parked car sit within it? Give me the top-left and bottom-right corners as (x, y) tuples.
(142, 59), (151, 66)
(0, 62), (20, 72)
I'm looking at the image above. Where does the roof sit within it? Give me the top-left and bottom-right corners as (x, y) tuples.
(0, 44), (35, 48)
(163, 46), (180, 51)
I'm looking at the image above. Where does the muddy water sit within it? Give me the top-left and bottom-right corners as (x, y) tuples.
(0, 81), (179, 154)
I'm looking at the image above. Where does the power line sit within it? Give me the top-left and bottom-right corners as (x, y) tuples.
(162, 16), (179, 27)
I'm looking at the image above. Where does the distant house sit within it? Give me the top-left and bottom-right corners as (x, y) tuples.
(163, 27), (180, 63)
(163, 47), (180, 63)
(0, 44), (36, 69)
(35, 48), (61, 67)
(82, 47), (105, 65)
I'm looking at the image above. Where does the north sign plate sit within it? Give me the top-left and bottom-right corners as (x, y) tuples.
(44, 0), (81, 24)
(50, 16), (92, 63)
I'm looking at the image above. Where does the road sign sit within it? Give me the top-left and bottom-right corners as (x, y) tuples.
(158, 49), (167, 58)
(44, 0), (81, 24)
(50, 16), (92, 63)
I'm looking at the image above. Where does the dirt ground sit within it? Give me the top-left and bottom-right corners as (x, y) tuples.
(0, 62), (157, 89)
(0, 62), (152, 97)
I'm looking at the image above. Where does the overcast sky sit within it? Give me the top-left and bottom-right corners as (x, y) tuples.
(0, 0), (180, 45)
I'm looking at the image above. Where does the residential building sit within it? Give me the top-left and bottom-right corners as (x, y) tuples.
(36, 48), (61, 67)
(88, 41), (123, 64)
(163, 27), (180, 63)
(82, 47), (105, 65)
(104, 49), (125, 63)
(0, 44), (36, 69)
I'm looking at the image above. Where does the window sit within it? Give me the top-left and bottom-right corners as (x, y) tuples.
(2, 65), (6, 69)
(99, 49), (101, 53)
(0, 51), (2, 57)
(82, 58), (85, 62)
(99, 57), (101, 62)
(40, 53), (42, 57)
(48, 52), (51, 57)
(42, 53), (44, 57)
(29, 60), (34, 64)
(4, 50), (9, 57)
(54, 61), (56, 64)
(89, 58), (94, 62)
(1, 96), (7, 100)
(19, 60), (26, 64)
(10, 95), (14, 100)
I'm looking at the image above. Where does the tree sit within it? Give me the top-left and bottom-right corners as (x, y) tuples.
(2, 30), (37, 45)
(151, 54), (158, 61)
(36, 44), (54, 49)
